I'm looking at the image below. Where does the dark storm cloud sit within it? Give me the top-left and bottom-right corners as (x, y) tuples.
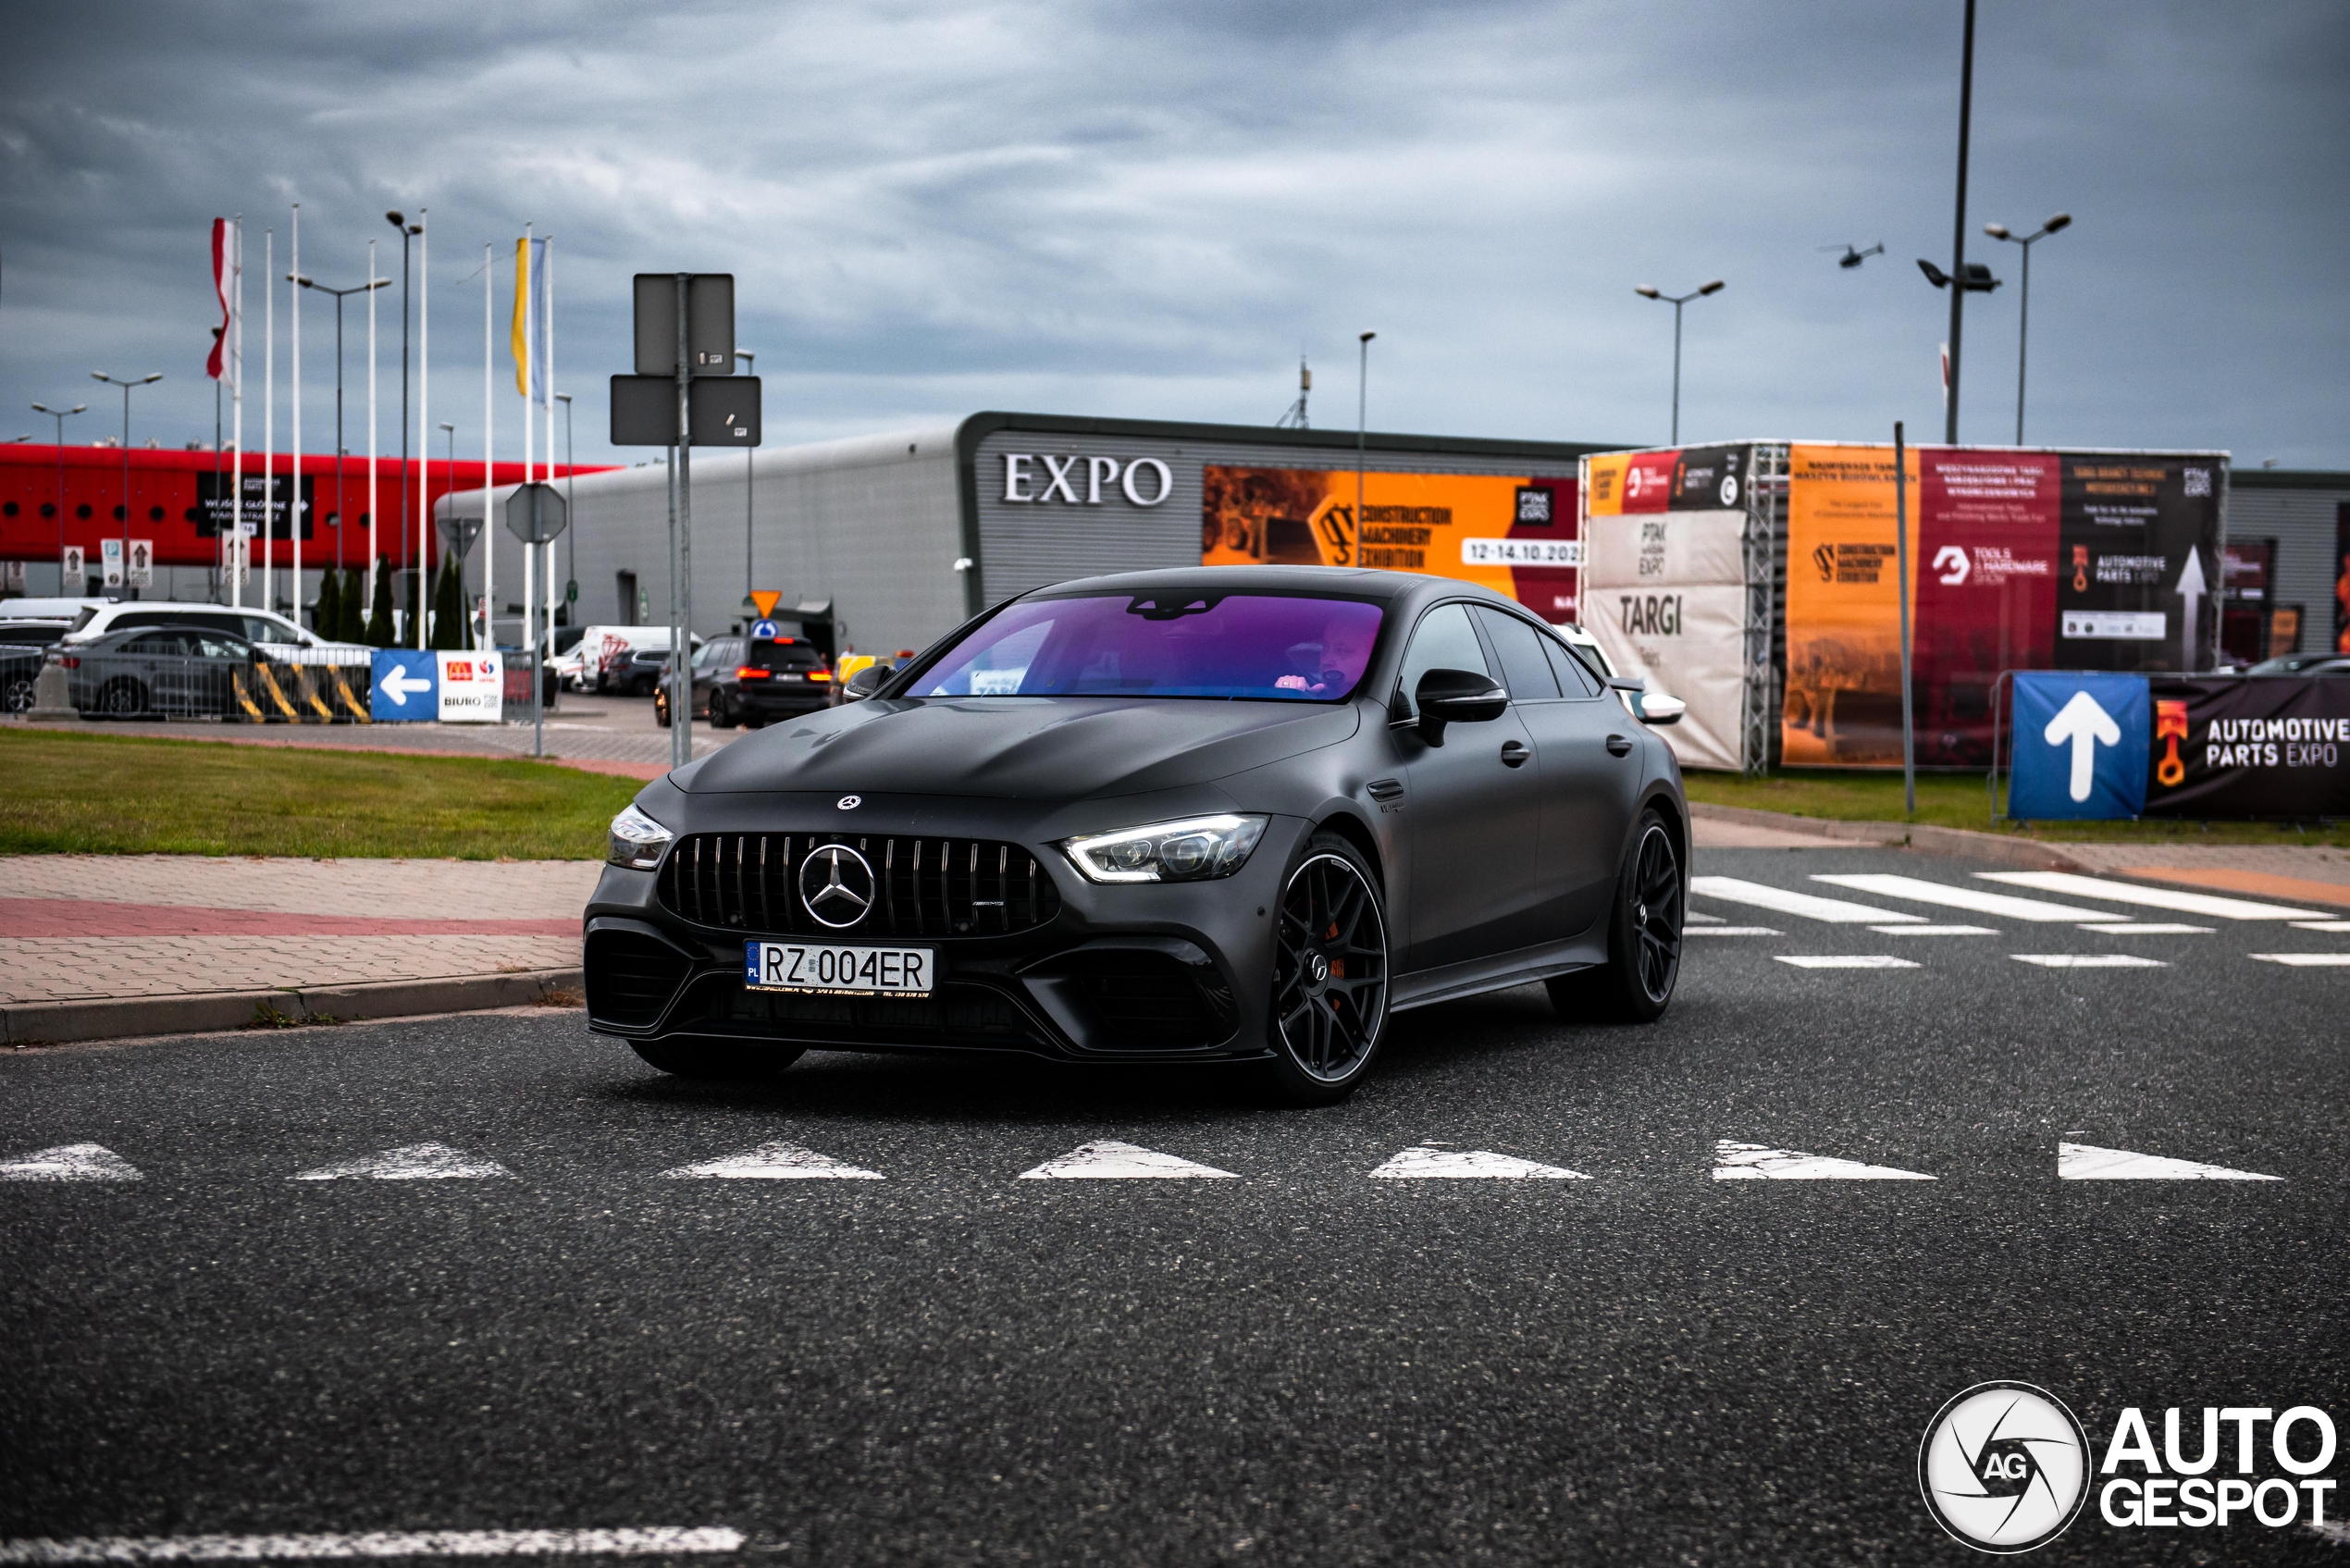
(3, 0), (2344, 466)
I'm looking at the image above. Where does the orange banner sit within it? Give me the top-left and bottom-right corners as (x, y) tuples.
(1782, 443), (1920, 765)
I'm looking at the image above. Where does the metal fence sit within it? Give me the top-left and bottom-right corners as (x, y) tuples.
(60, 647), (377, 722)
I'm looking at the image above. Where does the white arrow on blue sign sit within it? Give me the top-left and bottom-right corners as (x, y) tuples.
(371, 650), (439, 722)
(2010, 673), (2149, 821)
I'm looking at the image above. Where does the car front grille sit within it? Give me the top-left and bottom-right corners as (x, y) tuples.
(657, 833), (1063, 939)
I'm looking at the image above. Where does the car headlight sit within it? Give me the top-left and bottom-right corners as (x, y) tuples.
(1060, 813), (1268, 883)
(608, 802), (674, 870)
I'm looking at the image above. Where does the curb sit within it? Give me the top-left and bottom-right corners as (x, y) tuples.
(1689, 803), (2091, 871)
(1, 968), (584, 1047)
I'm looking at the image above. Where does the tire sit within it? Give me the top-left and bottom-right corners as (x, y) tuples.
(1261, 831), (1392, 1106)
(710, 692), (737, 730)
(96, 677), (149, 718)
(3, 674), (34, 715)
(1547, 808), (1684, 1025)
(628, 1037), (804, 1080)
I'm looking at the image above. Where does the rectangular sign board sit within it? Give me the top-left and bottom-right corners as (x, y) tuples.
(436, 651), (503, 722)
(632, 273), (735, 377)
(609, 375), (761, 448)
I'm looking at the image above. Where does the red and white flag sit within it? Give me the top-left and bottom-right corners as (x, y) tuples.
(207, 217), (230, 379)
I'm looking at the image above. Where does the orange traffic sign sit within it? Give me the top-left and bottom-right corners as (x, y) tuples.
(749, 590), (783, 619)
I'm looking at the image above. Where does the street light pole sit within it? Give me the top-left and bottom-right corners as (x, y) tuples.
(1354, 332), (1374, 549)
(1944, 0), (1978, 444)
(439, 421), (459, 647)
(736, 349), (754, 622)
(555, 392), (575, 624)
(89, 372), (162, 599)
(30, 402), (87, 590)
(1633, 280), (1725, 445)
(386, 211), (422, 642)
(300, 276), (391, 579)
(1983, 214), (2072, 444)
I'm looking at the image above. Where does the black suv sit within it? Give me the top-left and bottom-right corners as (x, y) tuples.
(654, 635), (833, 729)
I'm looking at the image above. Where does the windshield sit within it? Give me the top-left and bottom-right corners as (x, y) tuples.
(910, 592), (1385, 702)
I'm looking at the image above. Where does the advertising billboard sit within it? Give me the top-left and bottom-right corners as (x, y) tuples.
(1200, 465), (1581, 623)
(1781, 443), (2225, 768)
(1581, 445), (1755, 772)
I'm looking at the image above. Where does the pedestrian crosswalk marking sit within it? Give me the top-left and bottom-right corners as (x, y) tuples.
(1367, 1144), (1589, 1179)
(1690, 876), (1923, 923)
(291, 1143), (512, 1181)
(2058, 1142), (2281, 1181)
(0, 1142), (143, 1182)
(2248, 952), (2350, 967)
(0, 1528), (748, 1562)
(2289, 920), (2350, 933)
(1713, 1141), (1935, 1180)
(1981, 871), (2319, 921)
(1685, 910), (1725, 924)
(1017, 1141), (1237, 1179)
(1685, 926), (1781, 936)
(1773, 955), (1920, 969)
(1813, 873), (2106, 922)
(1872, 924), (1998, 936)
(2076, 922), (2211, 934)
(2010, 954), (2167, 968)
(661, 1142), (884, 1179)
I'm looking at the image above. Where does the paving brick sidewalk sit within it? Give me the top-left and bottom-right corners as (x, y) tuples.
(0, 856), (600, 1041)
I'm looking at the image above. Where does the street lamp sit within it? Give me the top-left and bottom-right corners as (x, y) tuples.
(1355, 332), (1374, 546)
(30, 401), (87, 589)
(299, 274), (392, 574)
(90, 372), (163, 599)
(735, 350), (754, 621)
(555, 392), (575, 625)
(385, 209), (423, 642)
(1633, 280), (1724, 445)
(1983, 213), (2072, 444)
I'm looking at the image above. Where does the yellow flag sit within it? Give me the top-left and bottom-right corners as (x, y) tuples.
(511, 238), (531, 399)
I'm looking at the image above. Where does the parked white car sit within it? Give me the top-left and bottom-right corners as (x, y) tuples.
(576, 624), (689, 694)
(60, 602), (367, 661)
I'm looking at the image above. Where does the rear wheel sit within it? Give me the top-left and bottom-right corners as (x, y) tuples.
(709, 691), (738, 729)
(95, 676), (149, 718)
(1547, 809), (1683, 1024)
(628, 1038), (804, 1080)
(1262, 832), (1391, 1106)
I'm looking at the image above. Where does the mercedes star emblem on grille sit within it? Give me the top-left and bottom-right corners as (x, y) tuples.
(836, 795), (861, 809)
(799, 844), (876, 928)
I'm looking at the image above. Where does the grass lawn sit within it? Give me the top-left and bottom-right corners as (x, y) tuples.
(1681, 767), (2350, 847)
(0, 729), (643, 858)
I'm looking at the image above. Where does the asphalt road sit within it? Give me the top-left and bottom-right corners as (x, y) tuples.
(3, 846), (2344, 1566)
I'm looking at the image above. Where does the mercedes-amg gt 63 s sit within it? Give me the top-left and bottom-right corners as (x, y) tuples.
(585, 566), (1689, 1105)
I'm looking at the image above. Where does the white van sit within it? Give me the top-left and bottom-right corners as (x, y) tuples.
(577, 625), (691, 693)
(60, 602), (366, 661)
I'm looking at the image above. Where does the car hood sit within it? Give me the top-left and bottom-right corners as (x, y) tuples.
(684, 696), (1361, 800)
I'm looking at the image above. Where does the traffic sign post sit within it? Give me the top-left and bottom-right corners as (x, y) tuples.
(504, 482), (569, 756)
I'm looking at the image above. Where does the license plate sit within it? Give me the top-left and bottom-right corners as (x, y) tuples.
(745, 941), (934, 997)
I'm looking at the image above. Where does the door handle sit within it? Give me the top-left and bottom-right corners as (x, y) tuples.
(1606, 734), (1634, 757)
(1500, 739), (1531, 768)
(1367, 777), (1404, 802)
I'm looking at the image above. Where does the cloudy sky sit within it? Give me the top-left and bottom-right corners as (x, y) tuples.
(4, 0), (2344, 470)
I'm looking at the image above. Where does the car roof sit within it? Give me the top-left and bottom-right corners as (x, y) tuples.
(1021, 564), (1525, 613)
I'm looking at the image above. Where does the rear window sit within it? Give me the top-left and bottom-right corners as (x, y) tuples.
(748, 640), (825, 671)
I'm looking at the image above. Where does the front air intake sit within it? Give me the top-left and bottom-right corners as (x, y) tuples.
(584, 927), (693, 1030)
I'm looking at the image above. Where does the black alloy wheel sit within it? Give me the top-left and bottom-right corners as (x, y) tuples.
(709, 690), (737, 730)
(3, 673), (34, 714)
(96, 677), (149, 718)
(1266, 832), (1391, 1105)
(1548, 808), (1683, 1024)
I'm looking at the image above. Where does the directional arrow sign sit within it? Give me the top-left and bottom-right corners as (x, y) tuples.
(2043, 689), (2121, 803)
(383, 668), (434, 704)
(371, 650), (439, 722)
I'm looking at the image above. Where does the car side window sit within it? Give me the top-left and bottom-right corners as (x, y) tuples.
(114, 611), (168, 632)
(241, 616), (281, 645)
(123, 632), (184, 656)
(1544, 636), (1604, 698)
(1474, 607), (1561, 699)
(194, 634), (249, 661)
(1394, 603), (1492, 720)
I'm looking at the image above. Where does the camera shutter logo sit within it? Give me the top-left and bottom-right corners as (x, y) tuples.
(1919, 1382), (2091, 1553)
(798, 844), (876, 929)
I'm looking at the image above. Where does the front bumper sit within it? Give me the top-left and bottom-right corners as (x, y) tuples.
(583, 801), (1305, 1064)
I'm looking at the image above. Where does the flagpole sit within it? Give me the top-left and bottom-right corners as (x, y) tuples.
(520, 225), (534, 687)
(366, 239), (377, 611)
(416, 208), (429, 648)
(290, 203), (303, 631)
(230, 216), (244, 611)
(482, 241), (494, 654)
(263, 227), (274, 619)
(543, 234), (557, 669)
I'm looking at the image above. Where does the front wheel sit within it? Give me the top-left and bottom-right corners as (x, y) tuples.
(628, 1038), (804, 1080)
(1261, 832), (1391, 1106)
(1547, 808), (1683, 1024)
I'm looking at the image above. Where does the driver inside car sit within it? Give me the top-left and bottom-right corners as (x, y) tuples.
(1273, 613), (1377, 697)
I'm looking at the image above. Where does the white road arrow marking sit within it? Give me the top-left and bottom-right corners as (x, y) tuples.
(2058, 1142), (2279, 1181)
(1813, 873), (2106, 922)
(1978, 871), (2319, 920)
(378, 666), (434, 707)
(0, 1528), (747, 1562)
(291, 1142), (511, 1180)
(1017, 1140), (1237, 1179)
(2174, 549), (2208, 669)
(1713, 1141), (1935, 1180)
(2042, 688), (2121, 802)
(662, 1142), (883, 1179)
(0, 1142), (143, 1182)
(1367, 1144), (1589, 1179)
(1689, 875), (1923, 924)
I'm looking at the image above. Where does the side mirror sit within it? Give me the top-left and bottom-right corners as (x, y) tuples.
(842, 664), (889, 702)
(1413, 667), (1508, 744)
(1636, 691), (1686, 726)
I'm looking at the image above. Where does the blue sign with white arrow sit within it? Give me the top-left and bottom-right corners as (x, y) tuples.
(749, 618), (781, 640)
(2010, 672), (2149, 820)
(371, 649), (439, 722)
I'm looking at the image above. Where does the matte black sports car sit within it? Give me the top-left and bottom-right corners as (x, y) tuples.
(586, 566), (1689, 1105)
